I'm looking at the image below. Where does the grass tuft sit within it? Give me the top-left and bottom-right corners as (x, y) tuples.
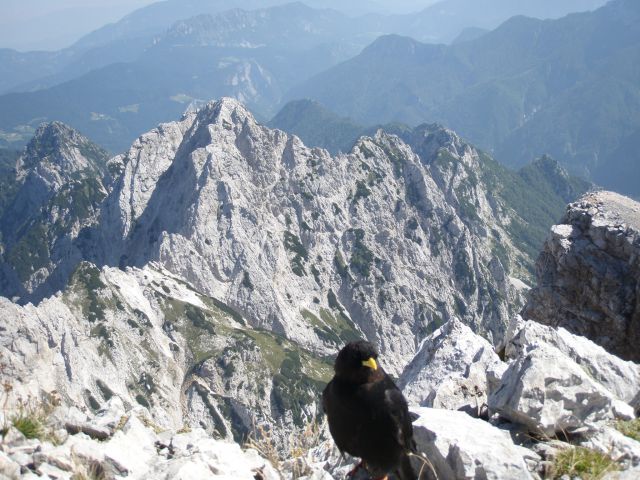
(245, 417), (324, 478)
(9, 392), (61, 442)
(615, 418), (640, 442)
(550, 446), (620, 480)
(12, 414), (43, 439)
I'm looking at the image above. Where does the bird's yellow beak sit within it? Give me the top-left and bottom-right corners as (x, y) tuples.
(361, 357), (378, 370)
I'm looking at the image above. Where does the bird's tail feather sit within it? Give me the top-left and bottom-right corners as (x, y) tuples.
(395, 453), (417, 480)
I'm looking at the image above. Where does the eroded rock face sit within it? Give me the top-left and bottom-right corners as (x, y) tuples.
(94, 97), (525, 372)
(503, 316), (640, 409)
(399, 318), (506, 415)
(0, 263), (332, 447)
(523, 191), (640, 362)
(0, 399), (281, 480)
(489, 318), (637, 437)
(404, 318), (640, 478)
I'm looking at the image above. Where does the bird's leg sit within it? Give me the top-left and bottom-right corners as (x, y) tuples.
(346, 460), (365, 478)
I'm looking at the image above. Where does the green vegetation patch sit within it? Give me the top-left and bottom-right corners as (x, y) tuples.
(244, 330), (288, 373)
(333, 250), (349, 278)
(319, 308), (360, 344)
(616, 418), (640, 442)
(0, 149), (19, 217)
(51, 177), (106, 233)
(272, 347), (333, 426)
(185, 304), (216, 335)
(378, 142), (406, 177)
(283, 231), (308, 277)
(550, 447), (619, 480)
(66, 262), (111, 323)
(242, 329), (332, 383)
(301, 308), (360, 345)
(12, 414), (43, 440)
(6, 222), (51, 282)
(478, 153), (590, 277)
(161, 297), (221, 365)
(349, 229), (375, 278)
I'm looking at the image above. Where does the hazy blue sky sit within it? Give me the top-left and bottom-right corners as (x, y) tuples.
(0, 0), (602, 51)
(3, 0), (156, 21)
(0, 0), (446, 50)
(0, 0), (157, 50)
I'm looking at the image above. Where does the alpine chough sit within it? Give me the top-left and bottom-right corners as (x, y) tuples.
(322, 341), (417, 480)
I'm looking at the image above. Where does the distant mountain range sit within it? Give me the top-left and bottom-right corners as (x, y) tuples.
(1, 0), (606, 96)
(0, 3), (380, 153)
(0, 0), (628, 192)
(288, 0), (640, 196)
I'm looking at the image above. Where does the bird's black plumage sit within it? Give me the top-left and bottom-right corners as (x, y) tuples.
(322, 341), (416, 480)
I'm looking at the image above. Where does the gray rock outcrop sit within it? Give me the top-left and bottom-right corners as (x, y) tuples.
(502, 316), (640, 410)
(2, 100), (639, 479)
(411, 407), (536, 479)
(0, 262), (333, 448)
(0, 399), (280, 480)
(0, 122), (109, 303)
(402, 318), (640, 478)
(523, 191), (640, 362)
(489, 317), (638, 437)
(399, 318), (506, 415)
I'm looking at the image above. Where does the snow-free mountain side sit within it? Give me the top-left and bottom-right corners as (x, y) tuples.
(0, 97), (566, 446)
(0, 0), (638, 477)
(2, 98), (640, 479)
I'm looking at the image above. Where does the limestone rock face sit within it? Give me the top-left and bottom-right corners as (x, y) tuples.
(0, 98), (537, 467)
(523, 191), (640, 362)
(399, 318), (506, 415)
(411, 407), (535, 480)
(404, 318), (640, 478)
(503, 316), (640, 409)
(94, 97), (525, 372)
(0, 262), (332, 446)
(489, 318), (638, 437)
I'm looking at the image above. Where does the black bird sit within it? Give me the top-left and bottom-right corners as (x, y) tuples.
(322, 341), (417, 480)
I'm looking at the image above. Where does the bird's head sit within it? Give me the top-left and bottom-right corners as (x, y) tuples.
(334, 340), (383, 384)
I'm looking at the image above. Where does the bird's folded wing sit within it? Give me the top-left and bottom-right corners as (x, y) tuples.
(384, 387), (416, 451)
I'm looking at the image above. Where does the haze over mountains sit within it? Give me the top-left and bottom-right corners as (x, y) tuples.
(0, 0), (634, 193)
(0, 1), (612, 156)
(0, 0), (156, 51)
(3, 2), (640, 477)
(289, 0), (640, 196)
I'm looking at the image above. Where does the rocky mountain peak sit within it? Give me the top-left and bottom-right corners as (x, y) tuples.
(0, 121), (108, 302)
(523, 190), (640, 362)
(92, 97), (528, 375)
(2, 101), (640, 478)
(17, 121), (108, 183)
(400, 123), (470, 165)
